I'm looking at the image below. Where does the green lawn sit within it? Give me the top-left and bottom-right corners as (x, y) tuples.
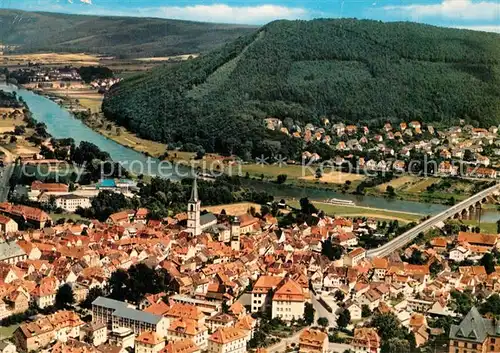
(49, 213), (88, 223)
(462, 220), (498, 234)
(0, 324), (19, 338)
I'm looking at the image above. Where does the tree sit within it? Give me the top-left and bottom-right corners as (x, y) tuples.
(304, 302), (315, 325)
(361, 304), (372, 318)
(276, 174), (287, 184)
(381, 337), (410, 353)
(55, 284), (75, 308)
(337, 308), (351, 328)
(497, 219), (500, 234)
(82, 287), (104, 309)
(371, 313), (401, 341)
(430, 261), (444, 277)
(480, 253), (496, 275)
(334, 290), (345, 302)
(480, 293), (500, 316)
(317, 317), (329, 328)
(385, 185), (396, 197)
(450, 290), (474, 315)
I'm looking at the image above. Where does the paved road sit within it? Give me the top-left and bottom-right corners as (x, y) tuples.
(312, 294), (338, 328)
(0, 163), (14, 202)
(367, 183), (500, 258)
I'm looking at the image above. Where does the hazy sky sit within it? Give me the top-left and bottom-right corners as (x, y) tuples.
(1, 0), (499, 32)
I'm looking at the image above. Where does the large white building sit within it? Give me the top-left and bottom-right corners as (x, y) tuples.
(271, 278), (306, 321)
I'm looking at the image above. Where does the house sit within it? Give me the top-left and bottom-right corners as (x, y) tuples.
(344, 248), (366, 267)
(13, 311), (84, 352)
(299, 329), (328, 353)
(208, 327), (248, 353)
(163, 338), (201, 353)
(251, 276), (282, 313)
(352, 328), (381, 353)
(271, 278), (306, 321)
(80, 322), (107, 346)
(135, 331), (165, 353)
(449, 246), (471, 262)
(345, 300), (362, 321)
(0, 216), (17, 234)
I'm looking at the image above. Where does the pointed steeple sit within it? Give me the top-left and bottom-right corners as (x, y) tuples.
(189, 177), (199, 202)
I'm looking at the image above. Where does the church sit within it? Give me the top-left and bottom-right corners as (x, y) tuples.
(187, 178), (243, 251)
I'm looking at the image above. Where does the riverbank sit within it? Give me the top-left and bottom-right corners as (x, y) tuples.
(287, 200), (423, 223)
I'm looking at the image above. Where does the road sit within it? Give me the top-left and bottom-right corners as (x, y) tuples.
(0, 162), (14, 202)
(367, 183), (500, 258)
(0, 146), (16, 203)
(312, 294), (338, 328)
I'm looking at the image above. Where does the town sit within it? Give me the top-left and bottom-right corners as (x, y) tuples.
(0, 176), (491, 353)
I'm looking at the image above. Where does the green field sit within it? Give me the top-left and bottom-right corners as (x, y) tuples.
(462, 220), (498, 234)
(288, 200), (422, 223)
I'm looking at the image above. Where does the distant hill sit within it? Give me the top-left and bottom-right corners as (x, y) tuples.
(102, 19), (500, 159)
(0, 10), (257, 58)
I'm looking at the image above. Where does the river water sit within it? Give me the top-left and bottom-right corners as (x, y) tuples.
(2, 82), (499, 222)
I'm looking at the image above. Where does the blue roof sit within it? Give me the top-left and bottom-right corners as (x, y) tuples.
(98, 179), (116, 188)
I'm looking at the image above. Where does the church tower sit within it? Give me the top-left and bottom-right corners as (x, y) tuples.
(187, 178), (201, 236)
(230, 216), (241, 251)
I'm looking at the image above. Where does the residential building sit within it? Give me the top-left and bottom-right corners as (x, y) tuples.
(449, 307), (500, 353)
(251, 275), (282, 313)
(0, 216), (17, 234)
(208, 327), (248, 353)
(352, 328), (381, 353)
(299, 329), (328, 353)
(135, 331), (166, 353)
(271, 278), (306, 321)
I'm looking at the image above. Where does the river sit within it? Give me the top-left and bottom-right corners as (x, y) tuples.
(2, 82), (500, 222)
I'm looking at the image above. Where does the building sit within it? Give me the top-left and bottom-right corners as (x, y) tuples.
(0, 241), (27, 265)
(0, 216), (17, 234)
(135, 331), (165, 353)
(344, 248), (366, 267)
(186, 178), (217, 236)
(0, 202), (51, 229)
(187, 179), (202, 236)
(163, 338), (201, 353)
(80, 322), (108, 346)
(208, 327), (248, 353)
(271, 278), (306, 321)
(352, 328), (381, 353)
(449, 307), (500, 353)
(55, 194), (92, 212)
(251, 275), (282, 313)
(92, 297), (169, 337)
(299, 329), (328, 353)
(13, 311), (84, 352)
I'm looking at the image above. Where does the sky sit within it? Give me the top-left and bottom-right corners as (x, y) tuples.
(0, 0), (499, 32)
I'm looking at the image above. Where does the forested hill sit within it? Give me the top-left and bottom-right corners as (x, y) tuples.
(0, 10), (257, 58)
(102, 19), (500, 158)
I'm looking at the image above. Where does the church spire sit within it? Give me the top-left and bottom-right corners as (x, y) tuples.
(189, 177), (199, 202)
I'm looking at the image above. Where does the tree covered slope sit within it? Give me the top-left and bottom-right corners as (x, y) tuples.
(102, 19), (500, 158)
(0, 10), (257, 58)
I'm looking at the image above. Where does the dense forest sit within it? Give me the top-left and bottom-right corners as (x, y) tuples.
(103, 19), (500, 159)
(0, 10), (257, 58)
